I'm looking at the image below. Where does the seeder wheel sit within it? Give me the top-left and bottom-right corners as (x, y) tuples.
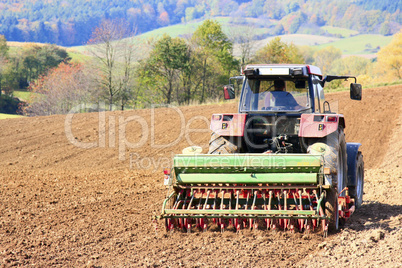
(165, 218), (174, 232)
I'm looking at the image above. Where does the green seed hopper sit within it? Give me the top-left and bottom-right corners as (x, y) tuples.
(160, 153), (331, 233)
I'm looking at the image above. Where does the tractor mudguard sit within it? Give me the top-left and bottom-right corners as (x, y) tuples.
(210, 113), (246, 137)
(346, 142), (362, 187)
(299, 113), (345, 138)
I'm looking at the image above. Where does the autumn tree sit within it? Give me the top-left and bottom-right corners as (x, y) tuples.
(24, 63), (95, 116)
(330, 56), (372, 76)
(327, 56), (373, 89)
(88, 19), (137, 110)
(253, 37), (304, 64)
(377, 30), (402, 79)
(313, 46), (342, 75)
(298, 45), (316, 65)
(1, 43), (70, 93)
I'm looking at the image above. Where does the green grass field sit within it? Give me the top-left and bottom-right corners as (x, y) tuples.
(8, 18), (395, 62)
(132, 17), (270, 40)
(67, 50), (91, 63)
(313, 34), (393, 55)
(320, 26), (359, 38)
(0, 113), (24, 119)
(13, 90), (34, 101)
(71, 17), (272, 56)
(256, 34), (339, 47)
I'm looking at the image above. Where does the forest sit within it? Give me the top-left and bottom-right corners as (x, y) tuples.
(0, 0), (400, 46)
(0, 0), (401, 116)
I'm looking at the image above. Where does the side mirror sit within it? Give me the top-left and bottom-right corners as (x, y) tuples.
(350, 83), (362, 100)
(223, 85), (235, 100)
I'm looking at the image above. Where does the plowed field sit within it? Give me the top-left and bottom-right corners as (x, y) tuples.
(0, 85), (401, 267)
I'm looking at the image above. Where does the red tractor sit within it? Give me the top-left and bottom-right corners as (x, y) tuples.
(160, 64), (364, 235)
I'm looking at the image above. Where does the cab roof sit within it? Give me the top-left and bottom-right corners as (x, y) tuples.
(244, 64), (322, 77)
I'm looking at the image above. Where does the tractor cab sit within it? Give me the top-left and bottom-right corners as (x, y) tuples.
(239, 65), (316, 114)
(221, 65), (362, 153)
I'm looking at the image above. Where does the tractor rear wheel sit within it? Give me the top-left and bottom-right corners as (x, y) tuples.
(208, 132), (239, 154)
(350, 152), (364, 208)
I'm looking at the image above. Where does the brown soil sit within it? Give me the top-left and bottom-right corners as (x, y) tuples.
(0, 85), (401, 267)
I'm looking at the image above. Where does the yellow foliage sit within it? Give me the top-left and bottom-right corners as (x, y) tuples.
(377, 30), (402, 80)
(356, 74), (372, 87)
(254, 37), (304, 64)
(313, 46), (342, 75)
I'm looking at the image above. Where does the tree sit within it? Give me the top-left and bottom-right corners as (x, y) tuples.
(180, 46), (204, 105)
(380, 21), (392, 36)
(1, 63), (19, 95)
(191, 19), (237, 103)
(118, 43), (138, 110)
(88, 19), (137, 111)
(0, 35), (9, 96)
(253, 37), (304, 64)
(18, 44), (70, 87)
(23, 63), (95, 116)
(377, 30), (402, 79)
(330, 56), (371, 76)
(273, 23), (285, 35)
(328, 56), (373, 88)
(139, 35), (190, 104)
(313, 46), (342, 75)
(288, 11), (307, 34)
(298, 46), (316, 65)
(228, 24), (256, 65)
(0, 35), (8, 57)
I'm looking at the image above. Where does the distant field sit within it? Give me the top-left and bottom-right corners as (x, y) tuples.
(13, 90), (33, 101)
(255, 34), (339, 47)
(66, 49), (91, 63)
(71, 17), (273, 58)
(320, 26), (359, 37)
(6, 41), (90, 64)
(0, 113), (24, 119)
(71, 19), (208, 53)
(133, 17), (271, 40)
(314, 34), (393, 55)
(8, 20), (394, 62)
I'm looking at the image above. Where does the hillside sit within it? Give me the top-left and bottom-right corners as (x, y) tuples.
(70, 30), (393, 62)
(0, 0), (400, 46)
(0, 85), (401, 266)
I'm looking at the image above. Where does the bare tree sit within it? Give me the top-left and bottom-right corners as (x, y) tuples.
(0, 34), (9, 96)
(118, 44), (138, 110)
(227, 24), (257, 65)
(87, 19), (137, 111)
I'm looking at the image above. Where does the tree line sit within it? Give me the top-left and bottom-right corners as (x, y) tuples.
(0, 0), (400, 46)
(1, 20), (401, 116)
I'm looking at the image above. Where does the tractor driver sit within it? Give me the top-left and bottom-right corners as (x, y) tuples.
(264, 79), (301, 110)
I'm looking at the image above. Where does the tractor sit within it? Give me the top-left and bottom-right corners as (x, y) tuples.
(160, 64), (364, 236)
